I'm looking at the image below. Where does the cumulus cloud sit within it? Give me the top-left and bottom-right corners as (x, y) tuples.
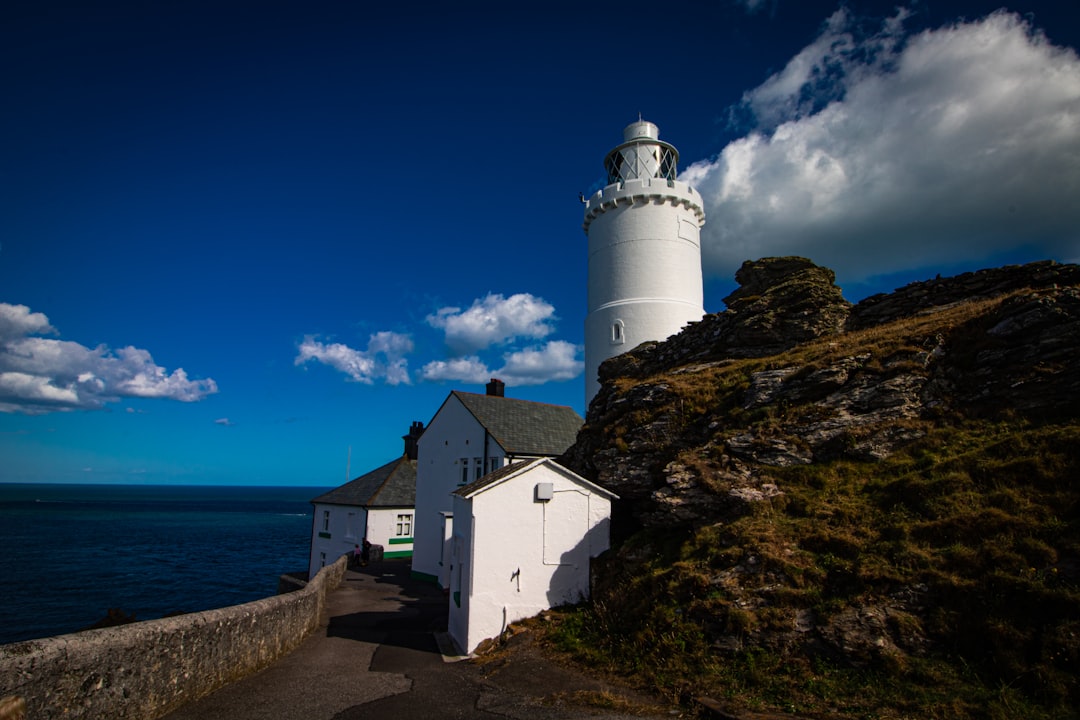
(0, 303), (55, 341)
(419, 340), (583, 387)
(685, 9), (1080, 285)
(0, 303), (218, 414)
(496, 341), (584, 386)
(426, 293), (556, 354)
(419, 356), (491, 384)
(294, 331), (413, 385)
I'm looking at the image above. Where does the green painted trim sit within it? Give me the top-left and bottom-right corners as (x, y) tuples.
(318, 532), (331, 539)
(384, 550), (413, 559)
(388, 537), (413, 545)
(410, 570), (439, 583)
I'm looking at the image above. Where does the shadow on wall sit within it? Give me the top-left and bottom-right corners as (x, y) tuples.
(485, 519), (610, 650)
(544, 515), (611, 610)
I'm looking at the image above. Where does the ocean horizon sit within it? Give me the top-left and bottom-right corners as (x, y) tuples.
(0, 482), (332, 645)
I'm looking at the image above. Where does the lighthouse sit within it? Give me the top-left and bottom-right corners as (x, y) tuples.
(583, 119), (706, 405)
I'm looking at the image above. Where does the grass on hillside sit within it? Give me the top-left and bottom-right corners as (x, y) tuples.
(542, 420), (1080, 719)
(550, 294), (1079, 718)
(544, 418), (1075, 716)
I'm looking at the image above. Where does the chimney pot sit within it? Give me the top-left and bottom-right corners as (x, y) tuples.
(403, 421), (424, 460)
(486, 378), (505, 397)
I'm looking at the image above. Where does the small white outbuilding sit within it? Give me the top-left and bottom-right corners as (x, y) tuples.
(447, 457), (617, 655)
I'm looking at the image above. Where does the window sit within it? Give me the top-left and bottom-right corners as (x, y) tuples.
(460, 458), (469, 484)
(322, 510), (330, 532)
(486, 456), (503, 474)
(474, 457), (482, 480)
(319, 552), (326, 568)
(612, 319), (625, 344)
(604, 143), (678, 184)
(396, 513), (413, 537)
(345, 511), (357, 539)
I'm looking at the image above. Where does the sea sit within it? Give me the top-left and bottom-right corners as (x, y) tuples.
(0, 483), (331, 646)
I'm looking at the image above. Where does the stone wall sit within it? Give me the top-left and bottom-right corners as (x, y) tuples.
(0, 554), (348, 720)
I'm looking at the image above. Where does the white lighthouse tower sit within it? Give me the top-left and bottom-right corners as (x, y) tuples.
(583, 119), (706, 405)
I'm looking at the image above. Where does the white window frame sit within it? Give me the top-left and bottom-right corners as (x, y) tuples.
(396, 513), (413, 537)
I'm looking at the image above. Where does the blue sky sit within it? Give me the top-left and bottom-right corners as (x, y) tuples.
(2, 0), (1078, 486)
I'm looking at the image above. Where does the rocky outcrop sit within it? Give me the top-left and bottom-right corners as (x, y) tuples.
(566, 257), (852, 525)
(595, 257), (851, 387)
(558, 257), (1080, 717)
(846, 259), (1080, 330)
(566, 258), (1080, 528)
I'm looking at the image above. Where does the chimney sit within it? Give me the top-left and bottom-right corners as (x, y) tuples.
(403, 421), (424, 460)
(485, 378), (505, 398)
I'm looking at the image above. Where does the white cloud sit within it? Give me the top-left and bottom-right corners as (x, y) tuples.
(0, 303), (218, 415)
(496, 341), (584, 386)
(214, 417), (235, 427)
(426, 293), (556, 354)
(294, 331), (413, 385)
(0, 304), (55, 342)
(419, 341), (583, 387)
(685, 10), (1080, 284)
(419, 356), (491, 384)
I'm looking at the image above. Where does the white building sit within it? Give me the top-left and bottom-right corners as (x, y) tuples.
(583, 119), (706, 406)
(307, 422), (423, 578)
(411, 379), (583, 587)
(447, 457), (617, 655)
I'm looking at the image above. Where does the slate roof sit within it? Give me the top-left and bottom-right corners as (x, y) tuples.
(452, 460), (529, 497)
(452, 457), (619, 500)
(451, 391), (583, 457)
(309, 456), (416, 508)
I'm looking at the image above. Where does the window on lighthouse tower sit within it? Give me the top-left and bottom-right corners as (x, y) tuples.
(612, 320), (625, 344)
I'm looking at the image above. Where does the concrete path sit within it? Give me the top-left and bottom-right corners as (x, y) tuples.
(160, 561), (676, 720)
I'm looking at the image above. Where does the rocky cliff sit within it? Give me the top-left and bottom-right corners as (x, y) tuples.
(556, 258), (1080, 718)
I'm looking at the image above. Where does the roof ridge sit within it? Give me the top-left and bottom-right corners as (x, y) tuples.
(451, 389), (575, 410)
(452, 458), (537, 497)
(442, 391), (583, 456)
(310, 455), (416, 507)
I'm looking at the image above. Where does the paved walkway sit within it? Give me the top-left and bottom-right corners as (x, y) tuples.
(160, 561), (676, 720)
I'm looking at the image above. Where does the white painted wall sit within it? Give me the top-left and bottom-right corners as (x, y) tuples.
(448, 460), (614, 655)
(412, 395), (506, 585)
(307, 503), (413, 578)
(367, 507), (415, 559)
(307, 502), (367, 578)
(583, 151), (706, 407)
